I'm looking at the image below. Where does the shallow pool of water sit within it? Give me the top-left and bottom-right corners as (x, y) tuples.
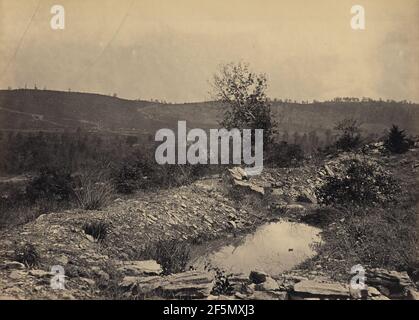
(189, 220), (322, 275)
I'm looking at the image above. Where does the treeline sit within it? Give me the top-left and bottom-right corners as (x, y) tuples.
(0, 130), (151, 174)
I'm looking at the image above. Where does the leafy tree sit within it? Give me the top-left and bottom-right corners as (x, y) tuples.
(211, 62), (277, 144)
(384, 125), (413, 154)
(334, 118), (362, 151)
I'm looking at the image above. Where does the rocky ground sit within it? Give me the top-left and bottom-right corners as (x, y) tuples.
(0, 143), (418, 300)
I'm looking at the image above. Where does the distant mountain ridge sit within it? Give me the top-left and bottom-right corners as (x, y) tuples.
(0, 89), (417, 136)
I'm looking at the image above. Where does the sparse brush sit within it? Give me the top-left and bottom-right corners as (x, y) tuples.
(14, 243), (41, 267)
(142, 239), (191, 275)
(73, 169), (114, 210)
(211, 268), (235, 296)
(313, 206), (417, 274)
(83, 221), (110, 242)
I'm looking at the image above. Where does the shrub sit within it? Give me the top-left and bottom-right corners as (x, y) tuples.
(83, 221), (109, 242)
(334, 118), (362, 151)
(73, 170), (114, 210)
(265, 142), (304, 167)
(300, 207), (343, 227)
(384, 125), (413, 154)
(112, 150), (158, 193)
(316, 157), (400, 207)
(26, 167), (73, 203)
(211, 268), (235, 296)
(142, 239), (191, 275)
(14, 243), (41, 267)
(112, 149), (211, 194)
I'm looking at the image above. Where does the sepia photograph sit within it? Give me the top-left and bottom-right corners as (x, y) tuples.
(0, 0), (418, 308)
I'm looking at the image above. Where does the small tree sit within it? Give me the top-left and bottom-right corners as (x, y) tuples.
(211, 62), (277, 144)
(334, 118), (362, 151)
(384, 125), (413, 154)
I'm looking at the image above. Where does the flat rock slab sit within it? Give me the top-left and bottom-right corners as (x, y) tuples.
(233, 180), (265, 196)
(116, 260), (162, 276)
(120, 270), (214, 299)
(292, 280), (349, 299)
(249, 291), (288, 300)
(158, 271), (214, 299)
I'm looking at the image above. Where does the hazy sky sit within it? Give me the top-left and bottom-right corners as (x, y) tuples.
(1, 0), (418, 102)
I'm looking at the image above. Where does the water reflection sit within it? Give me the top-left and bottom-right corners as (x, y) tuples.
(190, 221), (322, 275)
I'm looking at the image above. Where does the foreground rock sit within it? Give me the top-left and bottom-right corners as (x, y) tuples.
(227, 167), (264, 196)
(249, 270), (268, 284)
(116, 260), (162, 277)
(366, 268), (415, 299)
(291, 280), (350, 300)
(120, 270), (214, 299)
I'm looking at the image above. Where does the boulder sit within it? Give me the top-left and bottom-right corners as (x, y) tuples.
(116, 260), (162, 276)
(227, 167), (264, 196)
(249, 270), (268, 284)
(366, 268), (414, 299)
(227, 167), (248, 181)
(232, 180), (265, 196)
(292, 280), (349, 299)
(255, 276), (280, 291)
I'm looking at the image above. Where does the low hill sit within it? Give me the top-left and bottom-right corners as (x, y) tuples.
(0, 89), (417, 137)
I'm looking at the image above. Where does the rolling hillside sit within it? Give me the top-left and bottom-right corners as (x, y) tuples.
(0, 89), (417, 137)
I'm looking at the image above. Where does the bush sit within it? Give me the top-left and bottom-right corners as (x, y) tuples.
(26, 167), (73, 203)
(73, 170), (114, 210)
(112, 152), (155, 193)
(384, 125), (413, 154)
(211, 268), (235, 296)
(83, 221), (109, 242)
(265, 142), (304, 167)
(112, 149), (211, 193)
(316, 157), (400, 207)
(14, 243), (41, 267)
(142, 239), (191, 275)
(334, 118), (362, 151)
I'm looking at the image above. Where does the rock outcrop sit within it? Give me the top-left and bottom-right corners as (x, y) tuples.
(227, 167), (264, 196)
(366, 268), (415, 299)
